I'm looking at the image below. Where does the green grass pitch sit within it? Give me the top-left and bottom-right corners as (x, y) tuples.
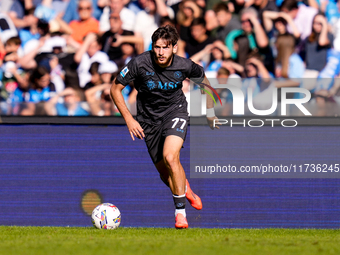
(1, 226), (339, 255)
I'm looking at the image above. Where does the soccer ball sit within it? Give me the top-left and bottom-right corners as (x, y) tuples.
(91, 203), (121, 229)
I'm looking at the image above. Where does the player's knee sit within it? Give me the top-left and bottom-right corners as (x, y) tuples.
(164, 153), (179, 169)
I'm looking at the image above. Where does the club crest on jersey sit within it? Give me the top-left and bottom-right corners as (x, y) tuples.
(174, 71), (182, 79)
(120, 66), (129, 77)
(147, 80), (157, 90)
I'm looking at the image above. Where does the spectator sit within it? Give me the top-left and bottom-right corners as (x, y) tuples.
(176, 0), (202, 42)
(0, 0), (15, 13)
(263, 11), (301, 40)
(74, 33), (114, 88)
(280, 0), (318, 40)
(116, 40), (139, 69)
(84, 61), (117, 88)
(226, 7), (274, 73)
(251, 0), (278, 25)
(234, 35), (254, 69)
(127, 0), (147, 15)
(63, 0), (99, 44)
(3, 36), (22, 57)
(83, 62), (102, 90)
(19, 18), (48, 48)
(221, 59), (245, 78)
(34, 0), (57, 22)
(216, 67), (232, 115)
(2, 65), (29, 105)
(134, 0), (174, 51)
(27, 65), (56, 102)
(323, 0), (340, 27)
(8, 0), (41, 29)
(313, 49), (340, 104)
(84, 61), (120, 115)
(228, 0), (246, 15)
(245, 55), (271, 79)
(196, 0), (218, 33)
(63, 0), (103, 23)
(213, 2), (241, 43)
(0, 0), (338, 116)
(108, 0), (136, 32)
(38, 54), (65, 93)
(1, 36), (26, 99)
(275, 34), (305, 79)
(101, 12), (143, 65)
(302, 13), (334, 73)
(217, 67), (230, 84)
(333, 24), (340, 54)
(0, 13), (18, 44)
(190, 40), (230, 76)
(44, 87), (89, 115)
(184, 18), (215, 58)
(241, 53), (274, 107)
(85, 83), (113, 116)
(98, 61), (116, 83)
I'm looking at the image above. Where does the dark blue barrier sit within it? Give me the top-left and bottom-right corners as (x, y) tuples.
(0, 125), (339, 228)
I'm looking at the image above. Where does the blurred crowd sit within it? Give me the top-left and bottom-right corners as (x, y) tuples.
(1, 0), (340, 116)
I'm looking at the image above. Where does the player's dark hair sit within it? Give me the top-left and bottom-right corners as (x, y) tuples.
(151, 25), (179, 46)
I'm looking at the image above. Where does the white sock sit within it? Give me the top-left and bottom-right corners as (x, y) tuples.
(175, 209), (186, 217)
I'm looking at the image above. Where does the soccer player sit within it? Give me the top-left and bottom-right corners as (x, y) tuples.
(110, 25), (218, 229)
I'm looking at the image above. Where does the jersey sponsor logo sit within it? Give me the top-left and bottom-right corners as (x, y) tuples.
(146, 80), (181, 90)
(146, 72), (154, 76)
(120, 66), (129, 77)
(174, 71), (182, 79)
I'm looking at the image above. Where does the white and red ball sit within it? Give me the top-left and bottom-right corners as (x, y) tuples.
(91, 203), (121, 229)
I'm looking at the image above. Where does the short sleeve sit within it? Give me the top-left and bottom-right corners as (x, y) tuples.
(116, 58), (138, 86)
(188, 60), (205, 84)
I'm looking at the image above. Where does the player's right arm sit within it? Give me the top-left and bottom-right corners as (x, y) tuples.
(110, 78), (145, 141)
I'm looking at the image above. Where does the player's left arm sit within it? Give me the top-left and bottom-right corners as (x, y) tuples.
(189, 60), (220, 130)
(201, 75), (221, 130)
